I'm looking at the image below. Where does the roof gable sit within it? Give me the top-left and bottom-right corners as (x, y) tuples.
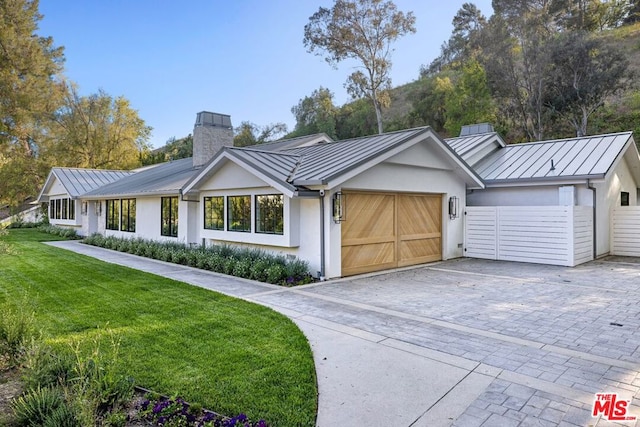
(184, 127), (484, 196)
(37, 168), (133, 202)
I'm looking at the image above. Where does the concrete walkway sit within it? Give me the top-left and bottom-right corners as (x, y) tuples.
(47, 241), (640, 426)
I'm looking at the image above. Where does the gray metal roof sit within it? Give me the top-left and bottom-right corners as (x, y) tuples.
(285, 128), (431, 184)
(445, 132), (504, 162)
(223, 148), (301, 192)
(475, 132), (634, 183)
(251, 133), (333, 152)
(42, 168), (133, 200)
(83, 158), (196, 198)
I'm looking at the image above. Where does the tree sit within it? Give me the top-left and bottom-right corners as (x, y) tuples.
(45, 85), (151, 169)
(141, 135), (193, 166)
(443, 59), (497, 137)
(423, 3), (487, 75)
(0, 0), (65, 207)
(303, 0), (416, 134)
(233, 122), (288, 147)
(544, 31), (630, 136)
(290, 87), (338, 139)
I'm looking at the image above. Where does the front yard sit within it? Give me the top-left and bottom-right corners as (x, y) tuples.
(0, 229), (317, 426)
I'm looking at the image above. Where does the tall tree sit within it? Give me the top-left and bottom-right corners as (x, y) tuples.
(233, 122), (288, 147)
(443, 59), (497, 137)
(544, 31), (630, 136)
(45, 85), (151, 169)
(290, 87), (338, 139)
(0, 0), (65, 207)
(423, 3), (487, 75)
(303, 0), (416, 134)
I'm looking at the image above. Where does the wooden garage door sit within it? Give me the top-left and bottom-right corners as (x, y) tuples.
(341, 192), (442, 276)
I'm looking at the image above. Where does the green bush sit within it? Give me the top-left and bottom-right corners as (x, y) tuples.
(11, 386), (68, 427)
(0, 299), (37, 368)
(82, 235), (313, 286)
(37, 225), (80, 239)
(22, 343), (74, 390)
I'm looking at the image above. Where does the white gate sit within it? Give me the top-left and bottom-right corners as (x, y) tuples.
(612, 207), (640, 257)
(465, 206), (593, 266)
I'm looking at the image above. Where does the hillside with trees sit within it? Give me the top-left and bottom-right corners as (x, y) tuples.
(289, 1), (640, 145)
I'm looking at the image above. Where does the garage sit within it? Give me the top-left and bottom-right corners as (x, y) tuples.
(341, 191), (442, 276)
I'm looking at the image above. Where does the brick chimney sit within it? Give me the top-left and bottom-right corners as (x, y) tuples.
(193, 111), (233, 168)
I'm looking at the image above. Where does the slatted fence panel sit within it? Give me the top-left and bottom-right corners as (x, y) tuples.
(465, 206), (593, 266)
(612, 207), (640, 257)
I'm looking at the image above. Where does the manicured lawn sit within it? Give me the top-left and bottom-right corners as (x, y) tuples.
(0, 229), (317, 426)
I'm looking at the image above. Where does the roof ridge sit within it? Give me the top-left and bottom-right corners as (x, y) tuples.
(231, 146), (303, 157)
(507, 131), (633, 147)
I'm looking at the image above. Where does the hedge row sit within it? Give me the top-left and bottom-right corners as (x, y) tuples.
(83, 234), (314, 286)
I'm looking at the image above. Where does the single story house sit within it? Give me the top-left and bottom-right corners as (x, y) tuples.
(36, 114), (640, 278)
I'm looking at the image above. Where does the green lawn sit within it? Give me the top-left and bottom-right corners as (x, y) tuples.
(0, 229), (317, 426)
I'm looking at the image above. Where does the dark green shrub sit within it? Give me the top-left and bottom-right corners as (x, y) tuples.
(206, 253), (225, 272)
(42, 402), (80, 427)
(222, 257), (236, 275)
(265, 264), (285, 284)
(232, 258), (251, 278)
(250, 258), (270, 282)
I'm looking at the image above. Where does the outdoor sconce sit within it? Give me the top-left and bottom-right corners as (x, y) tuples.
(81, 201), (88, 216)
(95, 201), (102, 216)
(448, 196), (459, 220)
(333, 192), (344, 223)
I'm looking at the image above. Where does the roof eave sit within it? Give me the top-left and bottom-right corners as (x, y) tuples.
(484, 174), (605, 187)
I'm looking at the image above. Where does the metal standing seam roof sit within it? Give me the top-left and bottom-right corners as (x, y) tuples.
(50, 168), (133, 197)
(474, 132), (633, 182)
(444, 132), (504, 161)
(83, 158), (197, 198)
(248, 133), (333, 152)
(282, 127), (432, 184)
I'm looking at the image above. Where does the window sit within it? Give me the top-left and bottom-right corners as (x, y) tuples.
(120, 199), (136, 232)
(227, 196), (251, 232)
(621, 191), (630, 206)
(204, 196), (224, 230)
(106, 199), (120, 230)
(256, 195), (284, 235)
(49, 198), (75, 220)
(161, 197), (178, 237)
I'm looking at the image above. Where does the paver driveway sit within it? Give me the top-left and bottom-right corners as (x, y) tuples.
(49, 241), (640, 426)
(251, 257), (640, 426)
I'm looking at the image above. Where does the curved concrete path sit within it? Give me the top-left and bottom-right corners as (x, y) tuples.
(47, 241), (640, 427)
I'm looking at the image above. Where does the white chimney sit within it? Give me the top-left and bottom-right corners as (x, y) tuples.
(193, 111), (233, 168)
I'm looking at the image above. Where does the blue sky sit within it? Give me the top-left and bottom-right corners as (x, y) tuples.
(38, 1), (494, 148)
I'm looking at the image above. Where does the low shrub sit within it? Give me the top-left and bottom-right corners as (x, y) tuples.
(82, 235), (314, 286)
(0, 298), (37, 368)
(22, 342), (74, 390)
(11, 386), (72, 427)
(37, 225), (80, 239)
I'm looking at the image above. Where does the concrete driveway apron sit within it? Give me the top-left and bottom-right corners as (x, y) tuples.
(48, 241), (640, 426)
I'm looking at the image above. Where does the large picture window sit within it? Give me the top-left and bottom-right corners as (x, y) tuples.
(121, 199), (136, 232)
(227, 195), (251, 232)
(106, 199), (119, 230)
(161, 196), (178, 237)
(256, 195), (284, 235)
(204, 196), (224, 230)
(49, 198), (75, 220)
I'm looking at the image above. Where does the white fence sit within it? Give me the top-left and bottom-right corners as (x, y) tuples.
(465, 206), (593, 266)
(611, 207), (640, 257)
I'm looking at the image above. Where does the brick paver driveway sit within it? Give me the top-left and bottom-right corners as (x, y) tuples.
(253, 257), (640, 427)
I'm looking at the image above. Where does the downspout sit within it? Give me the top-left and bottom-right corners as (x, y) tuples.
(587, 179), (597, 259)
(319, 191), (326, 281)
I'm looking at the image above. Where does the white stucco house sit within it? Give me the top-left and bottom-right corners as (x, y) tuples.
(36, 113), (640, 278)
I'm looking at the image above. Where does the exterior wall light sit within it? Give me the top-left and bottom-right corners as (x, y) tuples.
(449, 196), (459, 219)
(333, 192), (344, 223)
(95, 201), (102, 216)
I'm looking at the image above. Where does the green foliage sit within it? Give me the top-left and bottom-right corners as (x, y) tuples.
(82, 234), (314, 286)
(233, 121), (288, 147)
(0, 297), (37, 368)
(304, 0), (416, 134)
(290, 86), (338, 139)
(1, 229), (317, 426)
(22, 342), (74, 390)
(141, 135), (193, 166)
(11, 386), (71, 427)
(37, 224), (80, 239)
